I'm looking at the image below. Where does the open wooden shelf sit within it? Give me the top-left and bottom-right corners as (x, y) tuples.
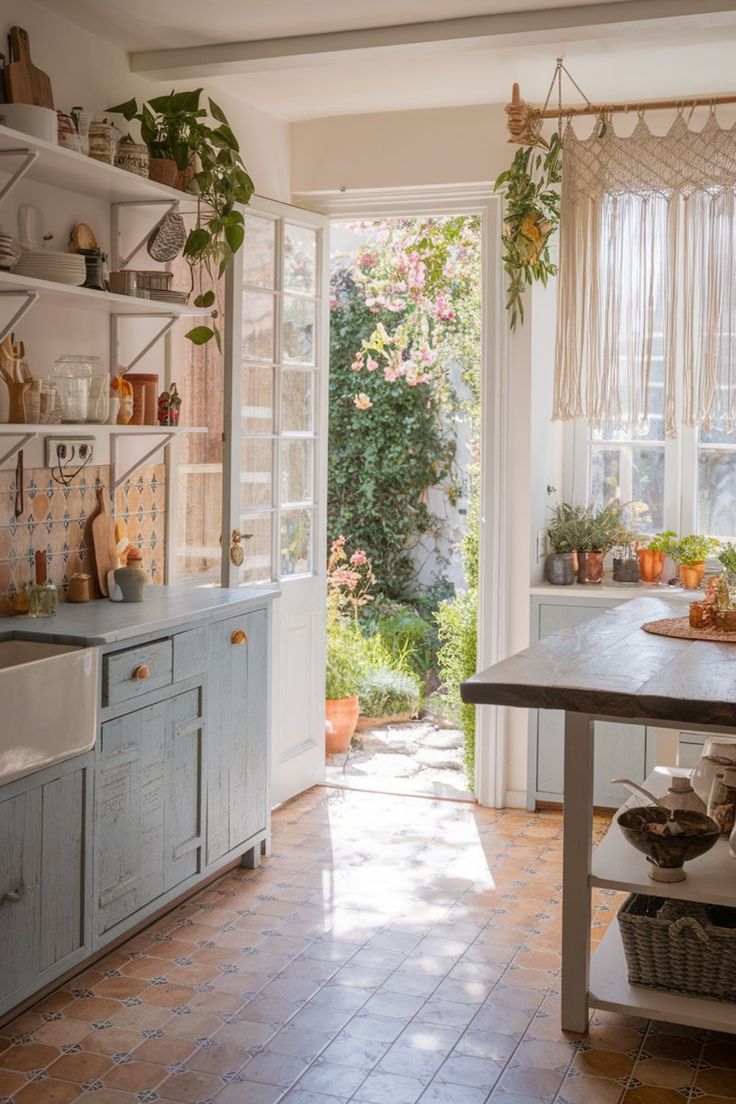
(590, 767), (736, 906)
(0, 270), (207, 317)
(0, 122), (190, 205)
(590, 922), (736, 1033)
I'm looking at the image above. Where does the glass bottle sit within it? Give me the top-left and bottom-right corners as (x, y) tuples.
(29, 551), (58, 618)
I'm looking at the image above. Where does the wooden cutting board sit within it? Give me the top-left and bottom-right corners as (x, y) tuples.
(5, 27), (53, 109)
(91, 486), (115, 597)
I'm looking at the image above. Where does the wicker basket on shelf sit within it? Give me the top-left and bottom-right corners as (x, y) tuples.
(618, 894), (736, 1002)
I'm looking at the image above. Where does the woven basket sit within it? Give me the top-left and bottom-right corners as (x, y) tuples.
(618, 894), (736, 1002)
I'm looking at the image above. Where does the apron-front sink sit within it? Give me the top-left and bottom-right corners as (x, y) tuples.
(0, 640), (98, 784)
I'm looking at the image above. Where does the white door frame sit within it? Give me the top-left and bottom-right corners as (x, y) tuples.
(294, 183), (512, 807)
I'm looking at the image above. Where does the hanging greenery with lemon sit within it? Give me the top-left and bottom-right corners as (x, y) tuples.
(494, 132), (561, 330)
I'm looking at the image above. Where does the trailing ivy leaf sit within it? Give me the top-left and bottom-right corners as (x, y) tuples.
(208, 97), (228, 124)
(193, 290), (216, 308)
(186, 325), (215, 345)
(184, 227), (211, 257)
(214, 328), (222, 353)
(225, 223), (245, 253)
(106, 97), (138, 120)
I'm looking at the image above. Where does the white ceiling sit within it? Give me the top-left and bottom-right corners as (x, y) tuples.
(37, 0), (736, 121)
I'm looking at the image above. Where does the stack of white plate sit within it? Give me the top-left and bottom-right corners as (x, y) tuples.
(0, 234), (20, 270)
(148, 288), (188, 304)
(13, 250), (86, 287)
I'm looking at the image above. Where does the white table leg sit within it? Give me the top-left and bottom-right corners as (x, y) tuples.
(561, 710), (594, 1033)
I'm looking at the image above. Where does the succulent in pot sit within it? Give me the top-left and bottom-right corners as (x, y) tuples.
(671, 534), (720, 589)
(611, 514), (641, 583)
(544, 502), (583, 585)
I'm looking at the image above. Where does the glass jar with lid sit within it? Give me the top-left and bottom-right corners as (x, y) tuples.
(53, 355), (94, 423)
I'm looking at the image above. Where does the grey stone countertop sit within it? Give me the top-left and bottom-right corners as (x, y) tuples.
(0, 585), (279, 645)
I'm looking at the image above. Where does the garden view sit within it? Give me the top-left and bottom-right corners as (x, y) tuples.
(326, 215), (482, 793)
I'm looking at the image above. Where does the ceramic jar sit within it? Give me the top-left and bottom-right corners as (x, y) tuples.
(545, 552), (575, 585)
(67, 573), (92, 603)
(114, 548), (149, 602)
(638, 548), (665, 582)
(577, 550), (604, 584)
(115, 140), (150, 178)
(88, 120), (119, 164)
(691, 737), (736, 803)
(708, 768), (736, 834)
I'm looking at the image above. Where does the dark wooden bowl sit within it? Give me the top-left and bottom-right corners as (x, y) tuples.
(617, 806), (720, 870)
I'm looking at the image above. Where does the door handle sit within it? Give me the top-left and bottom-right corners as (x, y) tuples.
(229, 529), (253, 567)
(231, 629), (248, 645)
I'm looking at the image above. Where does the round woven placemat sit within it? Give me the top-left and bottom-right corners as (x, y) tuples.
(642, 616), (736, 643)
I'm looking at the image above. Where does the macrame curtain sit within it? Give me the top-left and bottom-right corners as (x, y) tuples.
(554, 111), (736, 438)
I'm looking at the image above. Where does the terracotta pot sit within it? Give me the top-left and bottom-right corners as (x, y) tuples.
(714, 608), (736, 633)
(325, 696), (359, 755)
(148, 157), (179, 188)
(638, 548), (665, 583)
(577, 550), (604, 584)
(679, 562), (706, 589)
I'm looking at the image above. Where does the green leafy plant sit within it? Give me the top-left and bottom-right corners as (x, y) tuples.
(646, 530), (678, 555)
(435, 586), (478, 782)
(325, 618), (369, 701)
(364, 604), (435, 685)
(719, 542), (736, 574)
(106, 89), (254, 349)
(546, 502), (590, 554)
(672, 534), (720, 565)
(357, 668), (420, 719)
(494, 132), (561, 330)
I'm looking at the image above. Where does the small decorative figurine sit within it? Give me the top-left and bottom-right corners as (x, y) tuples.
(112, 376), (134, 425)
(157, 382), (182, 426)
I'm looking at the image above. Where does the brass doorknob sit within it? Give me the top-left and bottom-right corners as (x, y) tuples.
(133, 664), (150, 680)
(230, 529), (253, 567)
(231, 629), (248, 646)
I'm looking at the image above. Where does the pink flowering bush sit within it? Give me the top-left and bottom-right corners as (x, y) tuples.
(327, 535), (375, 622)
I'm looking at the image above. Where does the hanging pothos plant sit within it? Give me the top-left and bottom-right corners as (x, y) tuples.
(494, 131), (562, 331)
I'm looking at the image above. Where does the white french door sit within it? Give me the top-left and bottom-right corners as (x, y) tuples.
(223, 197), (329, 806)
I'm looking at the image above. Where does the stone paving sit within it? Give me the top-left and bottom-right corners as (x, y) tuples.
(325, 720), (474, 801)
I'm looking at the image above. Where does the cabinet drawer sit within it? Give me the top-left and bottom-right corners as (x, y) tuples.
(103, 640), (173, 706)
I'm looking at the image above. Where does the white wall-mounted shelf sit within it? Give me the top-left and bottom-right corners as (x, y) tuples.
(0, 271), (206, 318)
(0, 122), (191, 206)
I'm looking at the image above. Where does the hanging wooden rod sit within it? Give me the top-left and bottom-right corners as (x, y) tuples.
(513, 81), (736, 120)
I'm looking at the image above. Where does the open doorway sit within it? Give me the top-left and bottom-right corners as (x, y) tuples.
(324, 214), (482, 802)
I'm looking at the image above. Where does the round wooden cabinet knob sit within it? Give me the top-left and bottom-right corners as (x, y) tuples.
(133, 664), (150, 681)
(231, 629), (248, 646)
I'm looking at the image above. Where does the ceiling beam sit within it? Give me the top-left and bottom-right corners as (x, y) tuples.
(130, 0), (736, 79)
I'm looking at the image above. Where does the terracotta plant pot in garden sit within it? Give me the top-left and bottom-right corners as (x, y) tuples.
(577, 550), (604, 584)
(638, 548), (665, 583)
(148, 157), (179, 188)
(679, 562), (706, 589)
(325, 696), (360, 755)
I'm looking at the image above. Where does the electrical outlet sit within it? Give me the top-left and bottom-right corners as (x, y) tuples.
(44, 436), (95, 469)
(536, 528), (547, 561)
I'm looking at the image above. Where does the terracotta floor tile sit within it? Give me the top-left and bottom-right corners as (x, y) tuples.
(0, 1041), (59, 1071)
(131, 1034), (196, 1065)
(158, 1068), (223, 1101)
(103, 1058), (167, 1091)
(62, 996), (123, 1023)
(139, 983), (196, 1008)
(13, 1078), (83, 1103)
(48, 1049), (112, 1082)
(558, 1073), (625, 1104)
(80, 1024), (144, 1057)
(621, 1088), (686, 1104)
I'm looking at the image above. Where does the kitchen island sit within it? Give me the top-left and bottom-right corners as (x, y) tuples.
(462, 594), (736, 1034)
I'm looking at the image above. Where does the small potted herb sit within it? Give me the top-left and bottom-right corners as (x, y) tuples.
(545, 502), (588, 585)
(672, 534), (720, 589)
(638, 530), (677, 583)
(577, 501), (625, 584)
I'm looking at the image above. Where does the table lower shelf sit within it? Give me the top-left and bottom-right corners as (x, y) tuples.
(591, 917), (736, 1033)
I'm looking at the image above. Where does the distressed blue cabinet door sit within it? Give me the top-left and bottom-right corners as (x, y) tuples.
(207, 609), (268, 864)
(97, 691), (203, 934)
(0, 764), (89, 1013)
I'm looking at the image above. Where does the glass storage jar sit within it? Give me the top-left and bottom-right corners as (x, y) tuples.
(53, 355), (95, 423)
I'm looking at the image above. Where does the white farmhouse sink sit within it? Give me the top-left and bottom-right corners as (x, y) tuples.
(0, 640), (98, 784)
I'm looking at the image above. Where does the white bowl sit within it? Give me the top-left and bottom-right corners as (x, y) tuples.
(0, 104), (57, 144)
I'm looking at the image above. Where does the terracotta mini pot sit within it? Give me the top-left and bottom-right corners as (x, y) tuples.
(679, 562), (706, 589)
(577, 550), (604, 584)
(148, 157), (179, 188)
(714, 609), (736, 633)
(638, 548), (665, 583)
(325, 696), (359, 755)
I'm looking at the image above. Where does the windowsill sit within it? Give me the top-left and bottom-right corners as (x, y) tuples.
(530, 579), (686, 599)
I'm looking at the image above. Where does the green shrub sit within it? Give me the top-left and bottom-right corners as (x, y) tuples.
(357, 668), (420, 719)
(435, 587), (478, 782)
(364, 604), (435, 683)
(325, 619), (369, 700)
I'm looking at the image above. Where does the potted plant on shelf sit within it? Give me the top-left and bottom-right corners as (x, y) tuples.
(638, 530), (677, 583)
(544, 502), (587, 585)
(576, 500), (625, 584)
(106, 89), (254, 350)
(324, 536), (374, 755)
(672, 534), (720, 589)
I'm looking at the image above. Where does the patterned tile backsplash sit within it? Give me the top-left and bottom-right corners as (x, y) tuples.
(0, 462), (166, 614)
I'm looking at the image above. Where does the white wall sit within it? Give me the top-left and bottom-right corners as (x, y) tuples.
(291, 104), (510, 194)
(0, 0), (291, 201)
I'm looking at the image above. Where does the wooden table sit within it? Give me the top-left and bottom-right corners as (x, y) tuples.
(462, 595), (736, 1034)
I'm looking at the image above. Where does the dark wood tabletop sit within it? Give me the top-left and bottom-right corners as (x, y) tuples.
(461, 595), (736, 726)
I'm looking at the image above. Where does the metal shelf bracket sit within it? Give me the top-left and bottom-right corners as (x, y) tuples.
(111, 313), (178, 375)
(110, 428), (177, 490)
(0, 148), (39, 206)
(0, 430), (38, 467)
(0, 290), (39, 345)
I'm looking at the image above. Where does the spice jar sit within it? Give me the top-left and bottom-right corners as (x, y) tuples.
(708, 768), (736, 834)
(67, 573), (92, 603)
(10, 583), (30, 616)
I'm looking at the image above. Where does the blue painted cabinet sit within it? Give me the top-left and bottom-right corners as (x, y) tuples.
(206, 609), (269, 866)
(95, 688), (204, 936)
(0, 756), (92, 1016)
